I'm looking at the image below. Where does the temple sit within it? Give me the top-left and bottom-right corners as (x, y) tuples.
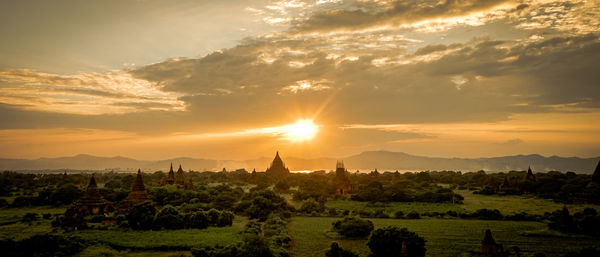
(592, 160), (600, 184)
(175, 165), (185, 186)
(266, 151), (290, 177)
(161, 163), (193, 189)
(481, 228), (504, 256)
(71, 174), (112, 215)
(164, 163), (176, 185)
(524, 166), (536, 182)
(119, 169), (151, 213)
(334, 161), (353, 195)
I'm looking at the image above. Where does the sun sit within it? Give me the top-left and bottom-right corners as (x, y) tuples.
(282, 119), (319, 142)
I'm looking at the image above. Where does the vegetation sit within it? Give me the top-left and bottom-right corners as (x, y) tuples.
(1, 168), (599, 256)
(331, 217), (374, 238)
(367, 227), (426, 257)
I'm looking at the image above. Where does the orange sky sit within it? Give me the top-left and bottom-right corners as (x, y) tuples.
(0, 0), (599, 160)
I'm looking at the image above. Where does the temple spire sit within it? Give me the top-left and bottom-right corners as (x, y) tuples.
(592, 160), (600, 183)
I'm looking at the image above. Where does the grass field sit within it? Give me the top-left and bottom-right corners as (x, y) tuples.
(68, 216), (247, 250)
(0, 206), (65, 224)
(326, 190), (600, 216)
(289, 217), (600, 257)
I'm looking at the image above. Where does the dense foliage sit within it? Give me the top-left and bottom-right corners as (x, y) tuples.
(331, 217), (374, 238)
(367, 227), (426, 257)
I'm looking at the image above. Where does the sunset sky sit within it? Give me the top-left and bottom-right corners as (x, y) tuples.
(1, 0), (599, 160)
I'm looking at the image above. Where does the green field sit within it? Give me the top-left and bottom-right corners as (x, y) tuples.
(68, 216), (246, 250)
(326, 190), (600, 216)
(289, 217), (600, 257)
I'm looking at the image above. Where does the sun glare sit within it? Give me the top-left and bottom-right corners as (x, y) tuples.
(282, 119), (319, 142)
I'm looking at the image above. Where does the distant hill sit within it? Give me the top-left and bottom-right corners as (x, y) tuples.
(0, 151), (598, 173)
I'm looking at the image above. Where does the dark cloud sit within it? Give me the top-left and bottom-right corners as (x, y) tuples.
(126, 32), (600, 127)
(292, 0), (512, 33)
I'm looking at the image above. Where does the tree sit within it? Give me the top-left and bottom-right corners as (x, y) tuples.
(217, 211), (235, 227)
(153, 205), (184, 230)
(126, 201), (156, 230)
(190, 211), (209, 229)
(325, 242), (359, 257)
(367, 227), (426, 257)
(49, 183), (82, 206)
(332, 217), (374, 238)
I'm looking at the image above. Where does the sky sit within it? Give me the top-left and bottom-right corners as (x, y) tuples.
(1, 0), (599, 160)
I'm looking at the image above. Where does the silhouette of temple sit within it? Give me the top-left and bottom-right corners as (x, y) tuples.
(481, 228), (504, 256)
(524, 166), (536, 182)
(165, 163), (176, 185)
(119, 169), (151, 213)
(334, 161), (353, 195)
(72, 174), (112, 215)
(161, 163), (194, 189)
(592, 160), (600, 184)
(266, 151), (290, 177)
(581, 160), (600, 204)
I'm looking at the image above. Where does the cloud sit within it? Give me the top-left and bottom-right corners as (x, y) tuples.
(0, 69), (185, 114)
(290, 0), (515, 33)
(125, 32), (600, 127)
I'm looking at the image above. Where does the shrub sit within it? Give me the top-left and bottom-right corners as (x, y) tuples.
(332, 217), (374, 238)
(126, 201), (156, 230)
(207, 209), (221, 225)
(367, 227), (426, 257)
(217, 211), (235, 227)
(21, 212), (38, 223)
(394, 211), (404, 219)
(406, 211), (420, 219)
(299, 199), (325, 214)
(325, 242), (359, 257)
(153, 205), (184, 230)
(190, 211), (209, 229)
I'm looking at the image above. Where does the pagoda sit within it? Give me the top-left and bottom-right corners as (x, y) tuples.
(524, 166), (536, 182)
(265, 151), (290, 177)
(481, 228), (504, 256)
(119, 169), (151, 213)
(175, 165), (185, 187)
(162, 163), (176, 185)
(334, 161), (353, 195)
(73, 174), (112, 215)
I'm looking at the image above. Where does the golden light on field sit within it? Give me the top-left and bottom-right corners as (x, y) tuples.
(282, 119), (319, 142)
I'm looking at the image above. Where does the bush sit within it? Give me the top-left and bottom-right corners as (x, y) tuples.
(190, 211), (209, 229)
(153, 205), (184, 230)
(469, 209), (504, 220)
(332, 217), (374, 238)
(207, 209), (221, 225)
(406, 211), (420, 219)
(367, 227), (426, 257)
(217, 211), (235, 227)
(299, 199), (325, 214)
(325, 242), (359, 257)
(21, 212), (38, 223)
(126, 201), (156, 230)
(394, 211), (404, 219)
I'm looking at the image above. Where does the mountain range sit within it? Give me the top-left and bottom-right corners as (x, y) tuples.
(1, 151), (598, 173)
